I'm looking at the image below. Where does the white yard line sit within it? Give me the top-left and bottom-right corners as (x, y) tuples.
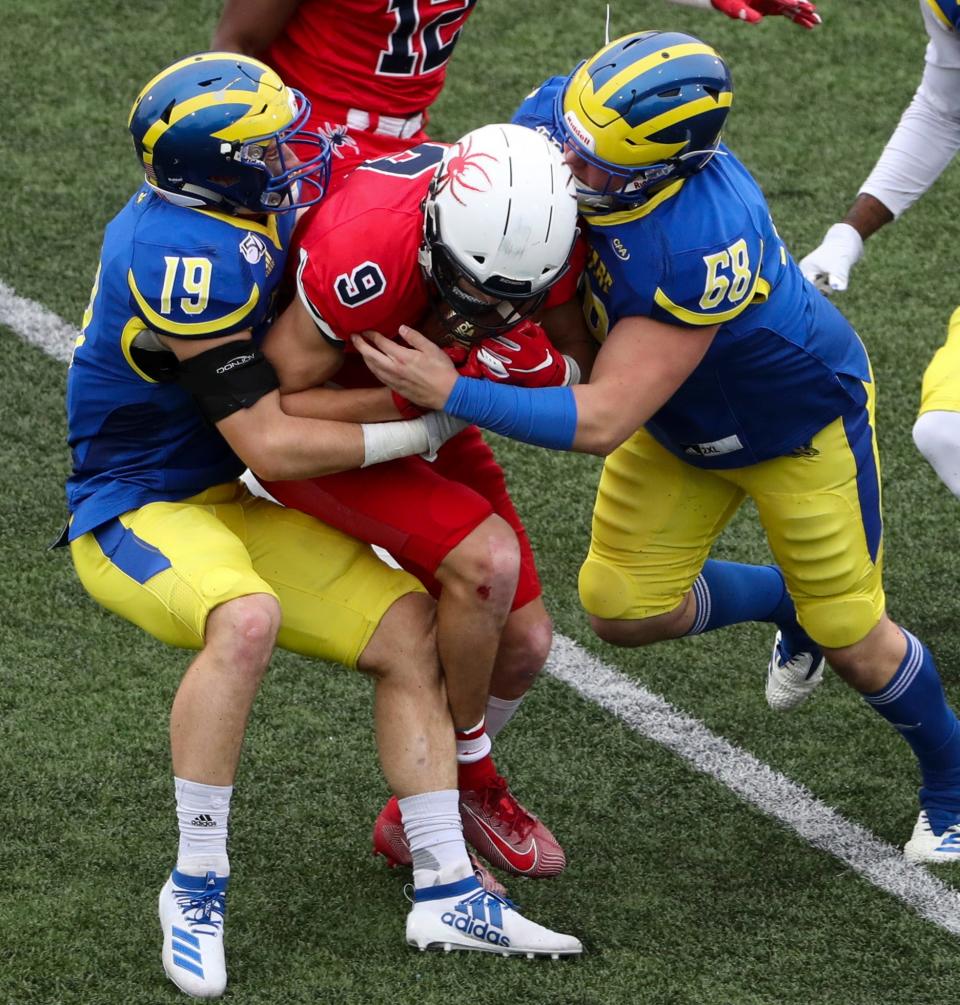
(7, 275), (960, 935)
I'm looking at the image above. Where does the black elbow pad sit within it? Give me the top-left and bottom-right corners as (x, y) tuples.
(177, 342), (280, 424)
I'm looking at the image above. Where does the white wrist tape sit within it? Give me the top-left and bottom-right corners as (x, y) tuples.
(360, 412), (470, 467)
(664, 0), (713, 8)
(360, 417), (430, 467)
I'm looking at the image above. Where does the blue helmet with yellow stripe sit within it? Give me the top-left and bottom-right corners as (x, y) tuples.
(128, 52), (331, 214)
(926, 0), (960, 30)
(555, 31), (733, 210)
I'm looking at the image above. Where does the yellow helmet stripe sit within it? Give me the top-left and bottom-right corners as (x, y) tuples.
(128, 52), (263, 127)
(641, 90), (733, 135)
(139, 89), (265, 159)
(128, 270), (260, 337)
(593, 43), (722, 106)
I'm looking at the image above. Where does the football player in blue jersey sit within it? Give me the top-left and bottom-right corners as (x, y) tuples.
(65, 52), (581, 998)
(355, 30), (960, 867)
(800, 0), (960, 502)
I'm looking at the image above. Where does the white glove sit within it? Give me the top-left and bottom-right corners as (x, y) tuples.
(798, 223), (864, 295)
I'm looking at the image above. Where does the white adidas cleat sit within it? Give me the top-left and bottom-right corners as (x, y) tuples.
(159, 869), (229, 998)
(904, 810), (960, 864)
(406, 875), (582, 958)
(766, 631), (825, 711)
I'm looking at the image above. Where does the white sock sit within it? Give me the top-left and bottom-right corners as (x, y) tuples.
(913, 410), (960, 500)
(455, 717), (492, 763)
(485, 695), (525, 740)
(174, 776), (232, 876)
(398, 789), (472, 888)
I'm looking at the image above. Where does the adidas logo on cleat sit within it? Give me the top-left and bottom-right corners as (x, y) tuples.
(190, 814), (217, 828)
(441, 890), (511, 948)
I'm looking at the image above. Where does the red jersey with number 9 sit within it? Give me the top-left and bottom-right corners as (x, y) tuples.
(263, 0), (478, 120)
(294, 142), (447, 351)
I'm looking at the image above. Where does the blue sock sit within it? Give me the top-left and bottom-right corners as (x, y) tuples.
(686, 560), (818, 658)
(864, 629), (960, 831)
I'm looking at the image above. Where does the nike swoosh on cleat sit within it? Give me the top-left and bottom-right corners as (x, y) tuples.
(461, 804), (539, 873)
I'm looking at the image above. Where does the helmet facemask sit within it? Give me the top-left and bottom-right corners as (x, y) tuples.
(235, 91), (330, 213)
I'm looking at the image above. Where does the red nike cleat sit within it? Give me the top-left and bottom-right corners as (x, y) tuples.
(458, 768), (566, 878)
(371, 795), (508, 897)
(372, 795), (410, 868)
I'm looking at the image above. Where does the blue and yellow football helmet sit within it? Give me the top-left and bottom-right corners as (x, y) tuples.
(926, 0), (960, 30)
(554, 31), (733, 210)
(128, 52), (331, 214)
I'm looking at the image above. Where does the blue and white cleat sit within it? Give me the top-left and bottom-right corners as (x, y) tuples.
(159, 869), (229, 998)
(406, 875), (582, 958)
(766, 631), (825, 712)
(904, 811), (960, 864)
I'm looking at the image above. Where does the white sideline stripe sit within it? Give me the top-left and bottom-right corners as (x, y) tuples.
(1, 280), (76, 363)
(6, 276), (960, 936)
(548, 635), (960, 935)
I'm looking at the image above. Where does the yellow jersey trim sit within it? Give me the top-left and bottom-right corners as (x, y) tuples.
(191, 206), (282, 246)
(585, 177), (686, 227)
(653, 253), (765, 325)
(128, 270), (260, 337)
(120, 316), (159, 384)
(926, 0), (954, 29)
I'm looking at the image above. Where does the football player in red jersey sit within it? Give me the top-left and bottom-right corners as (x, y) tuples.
(259, 123), (590, 881)
(212, 0), (819, 188)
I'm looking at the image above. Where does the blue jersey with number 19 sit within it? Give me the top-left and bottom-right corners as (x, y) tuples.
(66, 186), (295, 539)
(514, 78), (871, 468)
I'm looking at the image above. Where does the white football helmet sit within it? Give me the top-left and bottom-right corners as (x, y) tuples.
(419, 122), (578, 341)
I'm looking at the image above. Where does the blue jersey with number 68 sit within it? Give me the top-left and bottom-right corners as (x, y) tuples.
(515, 79), (871, 468)
(66, 185), (295, 539)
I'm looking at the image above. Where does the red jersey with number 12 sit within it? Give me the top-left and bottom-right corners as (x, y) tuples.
(263, 0), (478, 118)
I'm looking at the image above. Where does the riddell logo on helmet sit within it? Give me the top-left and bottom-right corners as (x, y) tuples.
(564, 111), (595, 153)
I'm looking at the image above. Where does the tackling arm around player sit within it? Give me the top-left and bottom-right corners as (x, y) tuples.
(799, 0), (960, 500)
(65, 54), (581, 1000)
(357, 30), (960, 868)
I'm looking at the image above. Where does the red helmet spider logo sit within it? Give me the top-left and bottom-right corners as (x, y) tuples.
(433, 137), (497, 206)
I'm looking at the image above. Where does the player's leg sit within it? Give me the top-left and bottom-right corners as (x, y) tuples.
(577, 428), (820, 702)
(430, 433), (566, 876)
(746, 388), (960, 861)
(248, 497), (581, 956)
(69, 483), (283, 998)
(264, 444), (564, 877)
(913, 305), (960, 498)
